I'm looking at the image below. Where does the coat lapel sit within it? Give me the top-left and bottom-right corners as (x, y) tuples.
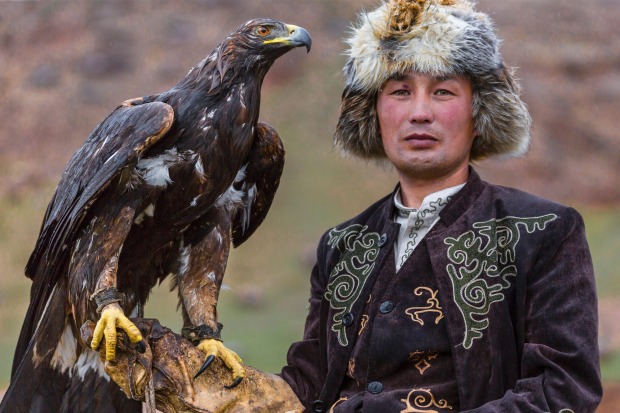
(318, 195), (400, 406)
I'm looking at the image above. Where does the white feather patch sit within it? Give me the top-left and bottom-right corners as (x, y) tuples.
(179, 245), (191, 277)
(134, 203), (155, 225)
(75, 348), (109, 381)
(215, 230), (223, 244)
(239, 88), (246, 110)
(194, 155), (205, 179)
(50, 322), (78, 375)
(207, 271), (217, 283)
(190, 195), (201, 207)
(144, 203), (155, 217)
(214, 165), (247, 210)
(134, 148), (179, 187)
(241, 183), (257, 234)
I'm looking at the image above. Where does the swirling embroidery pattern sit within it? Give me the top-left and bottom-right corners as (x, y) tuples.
(405, 287), (444, 326)
(400, 197), (452, 267)
(444, 214), (557, 349)
(325, 224), (381, 346)
(400, 388), (452, 412)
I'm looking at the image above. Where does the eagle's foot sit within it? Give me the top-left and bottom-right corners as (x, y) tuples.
(91, 303), (145, 361)
(195, 339), (245, 388)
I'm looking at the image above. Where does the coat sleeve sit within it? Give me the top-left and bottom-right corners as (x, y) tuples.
(279, 232), (330, 408)
(463, 208), (602, 412)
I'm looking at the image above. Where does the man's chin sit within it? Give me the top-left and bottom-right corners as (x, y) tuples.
(392, 158), (470, 184)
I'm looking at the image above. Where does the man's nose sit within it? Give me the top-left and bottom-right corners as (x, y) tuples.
(408, 95), (433, 123)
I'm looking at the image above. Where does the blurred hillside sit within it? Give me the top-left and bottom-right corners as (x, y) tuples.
(0, 0), (618, 203)
(0, 0), (619, 409)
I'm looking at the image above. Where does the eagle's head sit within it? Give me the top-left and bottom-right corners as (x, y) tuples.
(226, 18), (311, 63)
(178, 19), (311, 99)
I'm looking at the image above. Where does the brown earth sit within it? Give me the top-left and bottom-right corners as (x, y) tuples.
(0, 0), (618, 205)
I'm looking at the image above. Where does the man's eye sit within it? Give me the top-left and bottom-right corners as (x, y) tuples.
(391, 89), (409, 96)
(256, 26), (271, 37)
(435, 89), (454, 96)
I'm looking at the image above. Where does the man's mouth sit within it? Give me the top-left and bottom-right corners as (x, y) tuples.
(404, 133), (437, 141)
(403, 133), (437, 148)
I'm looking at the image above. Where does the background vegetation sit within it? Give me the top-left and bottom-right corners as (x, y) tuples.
(0, 0), (618, 408)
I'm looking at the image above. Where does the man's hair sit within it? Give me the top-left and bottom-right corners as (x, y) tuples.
(334, 0), (531, 162)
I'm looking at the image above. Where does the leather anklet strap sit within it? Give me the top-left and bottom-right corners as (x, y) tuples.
(182, 323), (224, 345)
(91, 287), (126, 314)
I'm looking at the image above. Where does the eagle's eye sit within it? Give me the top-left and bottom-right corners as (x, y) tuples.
(256, 26), (271, 37)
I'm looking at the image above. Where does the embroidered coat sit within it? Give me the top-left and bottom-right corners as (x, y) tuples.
(280, 170), (602, 412)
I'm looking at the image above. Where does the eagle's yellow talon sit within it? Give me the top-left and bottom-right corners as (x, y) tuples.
(195, 338), (245, 386)
(90, 303), (143, 361)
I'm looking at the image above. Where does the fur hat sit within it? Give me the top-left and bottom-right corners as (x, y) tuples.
(334, 0), (531, 161)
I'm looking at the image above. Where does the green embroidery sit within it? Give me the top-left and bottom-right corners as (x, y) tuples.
(444, 214), (557, 349)
(325, 224), (381, 346)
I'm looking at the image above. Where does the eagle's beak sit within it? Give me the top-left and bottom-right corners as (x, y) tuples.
(264, 24), (312, 53)
(285, 25), (312, 53)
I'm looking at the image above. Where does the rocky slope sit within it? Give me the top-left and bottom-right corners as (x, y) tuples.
(0, 0), (618, 204)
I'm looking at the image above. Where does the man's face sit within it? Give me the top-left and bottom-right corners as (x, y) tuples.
(377, 72), (477, 182)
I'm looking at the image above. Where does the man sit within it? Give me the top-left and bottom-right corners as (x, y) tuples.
(280, 0), (602, 412)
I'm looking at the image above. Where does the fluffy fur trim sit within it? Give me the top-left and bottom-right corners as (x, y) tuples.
(335, 0), (531, 160)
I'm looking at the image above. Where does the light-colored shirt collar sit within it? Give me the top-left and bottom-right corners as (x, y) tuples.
(392, 182), (466, 272)
(393, 183), (466, 218)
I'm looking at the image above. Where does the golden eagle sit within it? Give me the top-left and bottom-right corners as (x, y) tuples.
(1, 19), (310, 413)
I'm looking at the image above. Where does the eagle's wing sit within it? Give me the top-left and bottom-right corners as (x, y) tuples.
(232, 122), (285, 247)
(26, 100), (174, 282)
(12, 101), (174, 379)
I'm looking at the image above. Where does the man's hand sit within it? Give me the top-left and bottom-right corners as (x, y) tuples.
(196, 338), (245, 388)
(91, 303), (144, 360)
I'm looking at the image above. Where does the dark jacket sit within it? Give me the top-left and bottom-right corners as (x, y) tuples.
(281, 170), (602, 412)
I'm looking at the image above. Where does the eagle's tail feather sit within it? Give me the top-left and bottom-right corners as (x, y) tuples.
(1, 282), (140, 413)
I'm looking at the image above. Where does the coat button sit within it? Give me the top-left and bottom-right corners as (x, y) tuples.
(368, 381), (383, 394)
(379, 301), (394, 314)
(312, 400), (325, 413)
(378, 234), (388, 247)
(342, 312), (354, 326)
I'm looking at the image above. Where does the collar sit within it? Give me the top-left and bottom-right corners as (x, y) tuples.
(437, 167), (486, 228)
(378, 166), (487, 232)
(393, 184), (466, 219)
